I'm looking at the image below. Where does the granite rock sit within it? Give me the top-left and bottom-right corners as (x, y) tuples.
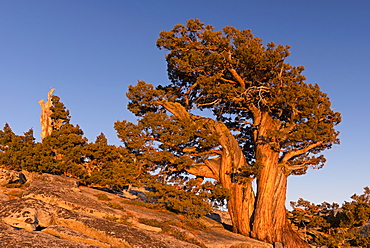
(0, 169), (274, 248)
(0, 222), (101, 248)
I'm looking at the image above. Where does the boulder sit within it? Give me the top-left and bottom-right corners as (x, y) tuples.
(0, 168), (26, 185)
(0, 198), (56, 230)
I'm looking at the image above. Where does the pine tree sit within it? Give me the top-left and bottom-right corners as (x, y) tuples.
(290, 188), (370, 247)
(84, 132), (142, 189)
(118, 19), (341, 247)
(39, 92), (88, 177)
(0, 124), (37, 171)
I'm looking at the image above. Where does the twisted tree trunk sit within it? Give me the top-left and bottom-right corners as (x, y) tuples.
(251, 114), (308, 248)
(162, 102), (307, 245)
(251, 146), (307, 247)
(162, 102), (254, 235)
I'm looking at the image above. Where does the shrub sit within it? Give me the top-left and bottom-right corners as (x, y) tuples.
(94, 193), (111, 201)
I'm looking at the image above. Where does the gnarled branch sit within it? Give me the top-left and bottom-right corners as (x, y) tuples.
(185, 158), (220, 181)
(279, 141), (324, 165)
(228, 68), (245, 90)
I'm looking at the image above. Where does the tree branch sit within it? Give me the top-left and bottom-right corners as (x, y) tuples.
(197, 98), (221, 106)
(184, 81), (199, 106)
(220, 77), (239, 85)
(159, 101), (193, 121)
(228, 68), (245, 90)
(185, 158), (220, 181)
(242, 120), (255, 126)
(284, 164), (308, 172)
(279, 141), (324, 165)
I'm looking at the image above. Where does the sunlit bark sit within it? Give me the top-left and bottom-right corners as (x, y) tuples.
(162, 102), (254, 235)
(38, 88), (56, 140)
(251, 113), (309, 247)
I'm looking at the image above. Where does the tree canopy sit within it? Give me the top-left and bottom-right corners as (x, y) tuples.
(117, 19), (341, 247)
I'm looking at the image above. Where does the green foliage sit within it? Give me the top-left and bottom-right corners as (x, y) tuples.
(103, 215), (118, 222)
(121, 199), (165, 210)
(50, 95), (71, 130)
(148, 180), (212, 217)
(0, 94), (144, 194)
(41, 123), (87, 177)
(85, 135), (142, 190)
(104, 202), (125, 211)
(114, 109), (222, 217)
(0, 124), (38, 171)
(94, 193), (111, 201)
(137, 218), (164, 228)
(289, 187), (370, 247)
(103, 215), (133, 226)
(340, 187), (370, 228)
(154, 18), (341, 175)
(115, 19), (341, 227)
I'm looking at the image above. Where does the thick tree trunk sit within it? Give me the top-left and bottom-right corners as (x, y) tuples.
(164, 102), (307, 245)
(188, 121), (255, 235)
(188, 154), (254, 235)
(162, 102), (255, 235)
(250, 113), (308, 247)
(210, 120), (254, 235)
(251, 146), (308, 248)
(227, 179), (254, 234)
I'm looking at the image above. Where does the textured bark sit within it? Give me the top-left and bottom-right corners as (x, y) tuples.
(38, 88), (56, 141)
(207, 120), (254, 235)
(162, 102), (307, 244)
(251, 147), (307, 247)
(251, 114), (308, 248)
(162, 102), (254, 235)
(226, 177), (254, 235)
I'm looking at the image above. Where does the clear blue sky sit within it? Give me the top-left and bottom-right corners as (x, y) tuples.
(1, 0), (369, 207)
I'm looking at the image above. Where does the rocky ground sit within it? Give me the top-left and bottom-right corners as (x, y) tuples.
(0, 168), (273, 248)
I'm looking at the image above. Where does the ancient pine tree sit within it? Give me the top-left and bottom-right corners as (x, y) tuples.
(117, 19), (341, 247)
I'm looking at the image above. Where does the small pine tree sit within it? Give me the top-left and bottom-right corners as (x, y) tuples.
(0, 124), (38, 171)
(38, 93), (88, 178)
(84, 133), (143, 189)
(290, 187), (370, 247)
